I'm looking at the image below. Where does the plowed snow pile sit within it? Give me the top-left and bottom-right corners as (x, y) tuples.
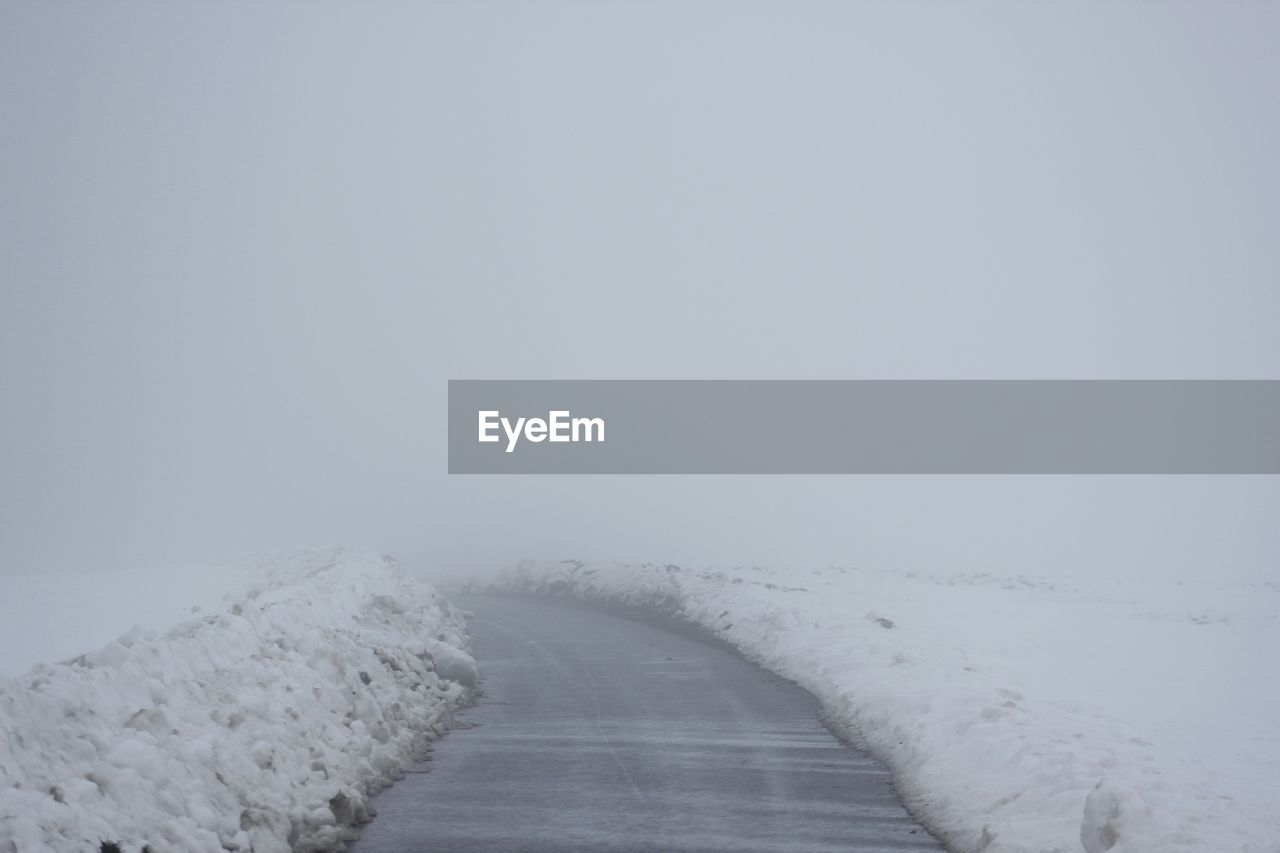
(0, 546), (475, 853)
(495, 560), (1280, 853)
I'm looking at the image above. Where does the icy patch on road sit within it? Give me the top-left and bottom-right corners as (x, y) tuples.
(0, 546), (475, 853)
(493, 560), (1280, 853)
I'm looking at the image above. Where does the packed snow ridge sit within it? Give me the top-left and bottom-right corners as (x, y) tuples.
(0, 547), (477, 853)
(493, 559), (1280, 853)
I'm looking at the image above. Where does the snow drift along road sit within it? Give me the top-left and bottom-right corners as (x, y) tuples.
(493, 560), (1280, 853)
(0, 547), (476, 853)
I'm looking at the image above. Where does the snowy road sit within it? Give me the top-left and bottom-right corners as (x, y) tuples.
(350, 595), (943, 852)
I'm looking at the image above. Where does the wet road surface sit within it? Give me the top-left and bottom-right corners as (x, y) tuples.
(350, 595), (944, 852)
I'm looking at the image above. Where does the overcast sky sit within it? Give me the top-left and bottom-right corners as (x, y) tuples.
(2, 1), (1276, 583)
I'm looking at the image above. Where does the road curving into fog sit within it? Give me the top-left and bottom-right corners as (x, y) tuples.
(350, 595), (944, 852)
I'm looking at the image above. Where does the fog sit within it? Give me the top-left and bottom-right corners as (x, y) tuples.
(2, 2), (1276, 584)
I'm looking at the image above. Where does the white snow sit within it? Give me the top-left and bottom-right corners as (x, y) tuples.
(494, 559), (1280, 853)
(0, 546), (475, 853)
(0, 562), (260, 678)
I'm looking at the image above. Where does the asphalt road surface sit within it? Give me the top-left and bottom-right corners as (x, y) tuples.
(350, 595), (944, 852)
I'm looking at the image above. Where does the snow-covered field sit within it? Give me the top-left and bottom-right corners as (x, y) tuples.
(493, 559), (1280, 853)
(0, 547), (476, 853)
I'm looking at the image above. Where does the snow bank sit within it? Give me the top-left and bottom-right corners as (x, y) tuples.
(493, 560), (1280, 853)
(1, 563), (261, 678)
(0, 546), (475, 853)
